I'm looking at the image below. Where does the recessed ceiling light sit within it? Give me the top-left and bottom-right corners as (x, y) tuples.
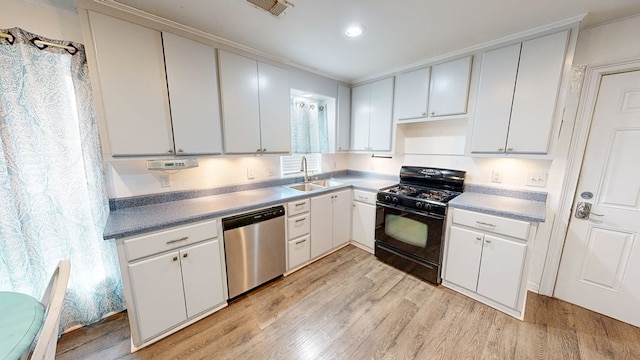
(345, 25), (363, 38)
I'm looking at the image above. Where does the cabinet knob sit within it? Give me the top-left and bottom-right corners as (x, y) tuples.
(183, 253), (188, 258)
(178, 148), (184, 153)
(172, 256), (178, 262)
(485, 239), (492, 244)
(498, 147), (504, 152)
(263, 148), (267, 152)
(256, 149), (261, 153)
(422, 112), (426, 116)
(475, 237), (482, 241)
(431, 111), (435, 116)
(507, 147), (514, 151)
(168, 149), (174, 154)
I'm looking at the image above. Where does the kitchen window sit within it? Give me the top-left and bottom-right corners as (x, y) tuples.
(280, 154), (322, 177)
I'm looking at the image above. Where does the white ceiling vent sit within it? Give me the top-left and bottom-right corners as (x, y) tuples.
(246, 0), (294, 17)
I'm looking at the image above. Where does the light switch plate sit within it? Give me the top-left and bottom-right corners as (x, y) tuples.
(247, 168), (255, 180)
(526, 170), (547, 187)
(491, 170), (502, 183)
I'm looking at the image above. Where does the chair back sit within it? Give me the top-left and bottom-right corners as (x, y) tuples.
(30, 260), (70, 360)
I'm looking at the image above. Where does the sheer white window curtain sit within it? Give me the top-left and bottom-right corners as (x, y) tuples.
(0, 28), (124, 331)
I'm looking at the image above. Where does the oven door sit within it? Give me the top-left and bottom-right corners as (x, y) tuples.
(375, 202), (444, 264)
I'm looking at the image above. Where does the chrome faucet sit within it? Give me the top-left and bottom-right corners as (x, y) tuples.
(300, 156), (309, 183)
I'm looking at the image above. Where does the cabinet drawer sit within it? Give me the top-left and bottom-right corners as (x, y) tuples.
(287, 214), (310, 239)
(353, 189), (376, 205)
(288, 235), (310, 269)
(288, 199), (310, 216)
(124, 220), (218, 261)
(452, 208), (530, 240)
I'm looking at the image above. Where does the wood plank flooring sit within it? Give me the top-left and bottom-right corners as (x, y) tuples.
(56, 245), (640, 359)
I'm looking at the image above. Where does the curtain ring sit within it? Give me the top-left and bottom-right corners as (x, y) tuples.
(30, 37), (47, 50)
(3, 31), (15, 45)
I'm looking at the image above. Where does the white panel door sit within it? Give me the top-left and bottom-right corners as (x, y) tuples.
(429, 56), (472, 117)
(443, 226), (483, 292)
(476, 234), (526, 308)
(395, 67), (430, 120)
(128, 252), (186, 341)
(555, 70), (640, 327)
(162, 32), (223, 155)
(311, 194), (333, 258)
(351, 84), (371, 151)
(470, 43), (521, 153)
(507, 30), (568, 153)
(336, 84), (351, 151)
(368, 77), (394, 151)
(89, 11), (173, 156)
(218, 50), (261, 154)
(332, 190), (352, 248)
(180, 240), (225, 318)
(258, 62), (291, 154)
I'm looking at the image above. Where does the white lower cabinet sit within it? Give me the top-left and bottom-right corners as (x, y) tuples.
(443, 208), (535, 319)
(116, 220), (226, 350)
(310, 190), (351, 259)
(286, 199), (311, 270)
(351, 189), (377, 252)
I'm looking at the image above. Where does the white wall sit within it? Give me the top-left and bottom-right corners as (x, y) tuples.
(2, 0), (81, 42)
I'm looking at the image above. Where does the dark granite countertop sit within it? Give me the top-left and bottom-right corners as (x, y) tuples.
(103, 175), (397, 240)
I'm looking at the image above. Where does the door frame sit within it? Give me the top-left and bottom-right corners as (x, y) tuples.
(539, 56), (640, 296)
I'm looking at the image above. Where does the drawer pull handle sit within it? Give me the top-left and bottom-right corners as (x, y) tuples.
(476, 221), (496, 228)
(295, 218), (306, 223)
(295, 239), (307, 245)
(166, 236), (189, 245)
(172, 256), (178, 262)
(183, 253), (188, 258)
(358, 196), (366, 200)
(475, 237), (482, 241)
(485, 239), (492, 244)
(295, 202), (306, 207)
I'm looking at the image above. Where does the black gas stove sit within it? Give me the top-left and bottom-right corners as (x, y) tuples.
(377, 167), (465, 216)
(375, 166), (466, 284)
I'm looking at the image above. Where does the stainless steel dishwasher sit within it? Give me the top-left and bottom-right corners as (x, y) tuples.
(223, 205), (286, 299)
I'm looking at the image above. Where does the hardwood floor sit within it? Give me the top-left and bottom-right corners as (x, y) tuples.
(56, 245), (640, 359)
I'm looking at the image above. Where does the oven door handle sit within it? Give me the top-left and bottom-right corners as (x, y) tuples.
(376, 202), (445, 220)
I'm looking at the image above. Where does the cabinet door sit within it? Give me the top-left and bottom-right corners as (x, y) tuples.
(89, 11), (173, 156)
(311, 194), (333, 258)
(507, 30), (569, 154)
(288, 235), (310, 269)
(128, 251), (186, 341)
(180, 240), (225, 318)
(476, 234), (526, 308)
(470, 43), (521, 153)
(429, 56), (472, 117)
(258, 62), (291, 154)
(351, 200), (376, 250)
(395, 67), (430, 120)
(336, 84), (351, 151)
(443, 226), (484, 292)
(368, 77), (395, 151)
(351, 84), (371, 151)
(218, 50), (261, 154)
(332, 190), (352, 248)
(162, 32), (223, 155)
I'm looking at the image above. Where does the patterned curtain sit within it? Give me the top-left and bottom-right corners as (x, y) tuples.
(0, 28), (124, 331)
(290, 97), (329, 153)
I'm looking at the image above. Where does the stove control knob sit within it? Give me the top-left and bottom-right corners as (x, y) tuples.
(415, 202), (423, 209)
(423, 203), (431, 211)
(384, 195), (391, 201)
(392, 197), (398, 203)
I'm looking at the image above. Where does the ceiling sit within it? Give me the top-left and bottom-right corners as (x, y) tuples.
(88, 0), (640, 82)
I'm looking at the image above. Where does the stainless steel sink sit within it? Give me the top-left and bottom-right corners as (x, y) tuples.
(287, 183), (324, 192)
(310, 179), (343, 187)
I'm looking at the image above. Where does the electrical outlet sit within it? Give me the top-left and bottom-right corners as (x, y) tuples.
(526, 170), (548, 187)
(160, 174), (171, 188)
(491, 170), (502, 183)
(247, 168), (255, 180)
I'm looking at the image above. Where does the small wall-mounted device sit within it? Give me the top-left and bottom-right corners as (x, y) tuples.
(147, 159), (198, 171)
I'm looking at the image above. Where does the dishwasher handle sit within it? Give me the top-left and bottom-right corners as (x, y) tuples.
(222, 205), (285, 230)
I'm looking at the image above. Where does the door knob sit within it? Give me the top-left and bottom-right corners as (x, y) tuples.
(575, 202), (604, 219)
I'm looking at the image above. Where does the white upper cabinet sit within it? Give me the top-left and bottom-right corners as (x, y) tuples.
(470, 30), (569, 155)
(351, 77), (394, 151)
(88, 12), (225, 157)
(395, 67), (430, 120)
(395, 56), (472, 122)
(218, 50), (290, 155)
(429, 56), (472, 117)
(89, 11), (173, 156)
(162, 32), (223, 155)
(336, 84), (351, 151)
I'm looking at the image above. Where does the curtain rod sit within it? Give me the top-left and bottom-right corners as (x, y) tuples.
(0, 31), (13, 42)
(1, 31), (77, 54)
